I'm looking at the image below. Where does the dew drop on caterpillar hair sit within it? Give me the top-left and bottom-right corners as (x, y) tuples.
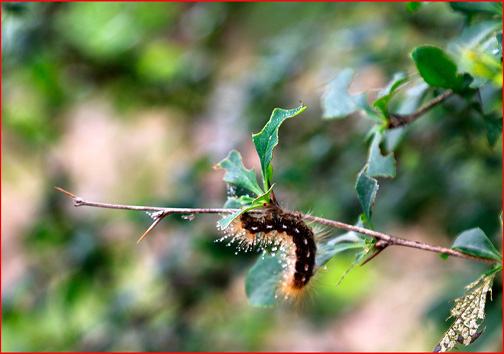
(217, 207), (317, 300)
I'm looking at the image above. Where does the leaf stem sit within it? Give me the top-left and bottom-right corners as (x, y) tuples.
(56, 186), (499, 265)
(388, 89), (453, 128)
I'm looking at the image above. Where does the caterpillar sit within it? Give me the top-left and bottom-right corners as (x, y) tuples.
(217, 206), (317, 300)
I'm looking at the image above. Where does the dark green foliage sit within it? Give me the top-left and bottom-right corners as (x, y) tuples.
(245, 255), (285, 307)
(412, 45), (465, 92)
(253, 105), (306, 189)
(355, 167), (380, 226)
(451, 227), (502, 261)
(367, 132), (397, 178)
(216, 150), (264, 197)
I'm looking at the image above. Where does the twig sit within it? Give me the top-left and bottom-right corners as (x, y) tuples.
(388, 89), (453, 128)
(55, 187), (232, 215)
(296, 213), (499, 265)
(55, 187), (500, 265)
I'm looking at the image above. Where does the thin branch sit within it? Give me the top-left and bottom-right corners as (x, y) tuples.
(56, 187), (500, 266)
(56, 186), (232, 214)
(296, 213), (499, 265)
(388, 89), (453, 129)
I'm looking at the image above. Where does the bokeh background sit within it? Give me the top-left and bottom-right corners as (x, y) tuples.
(2, 2), (502, 352)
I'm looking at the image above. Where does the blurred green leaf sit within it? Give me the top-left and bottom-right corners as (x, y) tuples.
(462, 50), (503, 87)
(450, 2), (503, 16)
(451, 227), (502, 261)
(411, 45), (465, 92)
(406, 2), (424, 12)
(372, 73), (409, 118)
(215, 150), (264, 197)
(136, 40), (183, 83)
(447, 20), (502, 88)
(252, 104), (306, 190)
(355, 166), (379, 225)
(322, 69), (384, 122)
(322, 69), (360, 119)
(497, 32), (503, 55)
(245, 254), (284, 307)
(367, 132), (397, 178)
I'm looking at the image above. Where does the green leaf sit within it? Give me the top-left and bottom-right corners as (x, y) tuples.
(245, 254), (284, 307)
(322, 68), (359, 119)
(336, 249), (368, 286)
(265, 164), (274, 188)
(223, 195), (256, 209)
(406, 2), (423, 12)
(482, 113), (503, 147)
(218, 204), (262, 230)
(451, 227), (502, 261)
(316, 216), (370, 267)
(355, 166), (379, 225)
(372, 73), (409, 118)
(367, 132), (397, 177)
(450, 2), (503, 16)
(411, 45), (465, 92)
(497, 33), (503, 56)
(251, 183), (275, 205)
(215, 150), (264, 197)
(322, 68), (386, 122)
(252, 104), (306, 189)
(447, 20), (502, 88)
(354, 92), (387, 122)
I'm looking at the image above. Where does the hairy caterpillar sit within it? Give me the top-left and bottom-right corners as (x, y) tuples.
(217, 206), (317, 300)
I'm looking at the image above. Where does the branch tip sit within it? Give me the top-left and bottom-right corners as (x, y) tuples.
(55, 186), (77, 198)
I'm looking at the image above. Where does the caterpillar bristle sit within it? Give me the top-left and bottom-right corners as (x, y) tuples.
(217, 207), (318, 303)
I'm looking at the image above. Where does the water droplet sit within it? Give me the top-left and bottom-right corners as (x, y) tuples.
(181, 214), (195, 221)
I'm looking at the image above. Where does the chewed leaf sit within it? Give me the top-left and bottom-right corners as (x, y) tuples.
(434, 274), (495, 352)
(411, 45), (465, 92)
(322, 69), (385, 122)
(355, 166), (379, 225)
(367, 132), (396, 178)
(215, 150), (264, 197)
(252, 104), (306, 189)
(245, 254), (284, 307)
(451, 227), (502, 262)
(322, 69), (360, 119)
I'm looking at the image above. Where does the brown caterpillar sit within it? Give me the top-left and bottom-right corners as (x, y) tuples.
(217, 206), (317, 299)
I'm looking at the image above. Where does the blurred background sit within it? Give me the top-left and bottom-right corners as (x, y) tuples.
(2, 2), (502, 352)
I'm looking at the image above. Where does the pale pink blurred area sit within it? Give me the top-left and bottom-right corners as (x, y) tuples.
(2, 133), (45, 291)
